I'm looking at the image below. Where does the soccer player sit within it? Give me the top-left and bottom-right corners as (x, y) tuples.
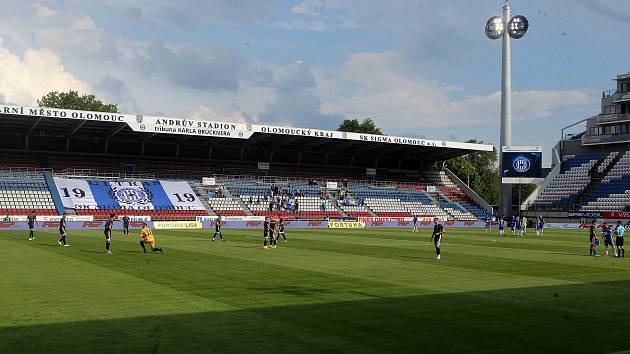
(269, 218), (277, 248)
(27, 210), (37, 240)
(430, 218), (444, 260)
(122, 215), (130, 236)
(498, 218), (505, 236)
(520, 216), (527, 237)
(601, 223), (614, 257)
(139, 222), (163, 254)
(511, 216), (517, 236)
(536, 216), (545, 237)
(212, 217), (224, 241)
(277, 218), (287, 242)
(412, 216), (418, 232)
(105, 213), (114, 254)
(589, 220), (598, 256)
(615, 220), (625, 258)
(57, 213), (69, 247)
(485, 219), (491, 233)
(263, 217), (270, 249)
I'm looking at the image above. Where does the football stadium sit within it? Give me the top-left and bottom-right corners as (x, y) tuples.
(1, 1), (630, 354)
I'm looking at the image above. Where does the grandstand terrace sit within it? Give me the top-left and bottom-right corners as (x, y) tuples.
(523, 72), (630, 221)
(0, 104), (493, 220)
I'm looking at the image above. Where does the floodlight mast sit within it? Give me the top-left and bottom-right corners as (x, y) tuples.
(499, 0), (512, 219)
(485, 0), (528, 218)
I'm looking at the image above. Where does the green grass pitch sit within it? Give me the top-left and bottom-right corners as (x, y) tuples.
(0, 227), (628, 353)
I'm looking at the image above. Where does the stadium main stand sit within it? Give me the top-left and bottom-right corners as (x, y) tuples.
(0, 103), (495, 220)
(523, 72), (630, 218)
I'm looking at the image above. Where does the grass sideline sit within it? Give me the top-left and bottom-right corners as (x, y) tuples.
(0, 227), (628, 354)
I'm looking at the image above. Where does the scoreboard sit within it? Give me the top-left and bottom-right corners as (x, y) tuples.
(501, 146), (543, 184)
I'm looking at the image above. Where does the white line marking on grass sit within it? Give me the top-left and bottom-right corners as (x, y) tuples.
(607, 350), (630, 354)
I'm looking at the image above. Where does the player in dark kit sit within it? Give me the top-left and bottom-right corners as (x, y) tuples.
(105, 213), (114, 254)
(430, 218), (444, 260)
(277, 218), (287, 242)
(263, 217), (270, 249)
(412, 216), (418, 232)
(27, 210), (37, 240)
(212, 218), (224, 241)
(57, 213), (69, 247)
(589, 220), (598, 256)
(269, 218), (277, 248)
(122, 215), (130, 236)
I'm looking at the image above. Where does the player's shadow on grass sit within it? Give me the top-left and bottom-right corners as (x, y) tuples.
(78, 249), (103, 253)
(2, 280), (630, 354)
(394, 255), (435, 260)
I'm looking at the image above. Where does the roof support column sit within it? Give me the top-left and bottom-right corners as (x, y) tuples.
(350, 155), (355, 167)
(175, 143), (180, 158)
(325, 153), (329, 166)
(208, 145), (213, 159)
(104, 139), (109, 154)
(24, 135), (29, 150)
(269, 148), (274, 162)
(297, 151), (303, 164)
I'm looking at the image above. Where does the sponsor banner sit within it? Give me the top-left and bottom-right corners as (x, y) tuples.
(358, 217), (434, 223)
(328, 220), (366, 229)
(568, 212), (603, 218)
(0, 104), (492, 152)
(154, 221), (202, 229)
(220, 216), (265, 222)
(196, 215), (219, 222)
(426, 186), (437, 193)
(257, 162), (270, 170)
(326, 181), (338, 189)
(603, 211), (630, 219)
(0, 220), (489, 231)
(127, 216), (151, 222)
(546, 223), (581, 230)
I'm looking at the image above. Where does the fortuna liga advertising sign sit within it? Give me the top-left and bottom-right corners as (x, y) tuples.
(0, 104), (493, 152)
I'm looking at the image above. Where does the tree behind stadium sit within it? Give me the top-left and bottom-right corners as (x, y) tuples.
(337, 118), (383, 135)
(445, 139), (499, 205)
(38, 90), (119, 113)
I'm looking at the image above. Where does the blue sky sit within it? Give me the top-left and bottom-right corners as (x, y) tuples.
(0, 0), (629, 165)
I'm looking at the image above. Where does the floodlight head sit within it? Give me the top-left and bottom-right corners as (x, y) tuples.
(485, 16), (505, 40)
(508, 15), (528, 39)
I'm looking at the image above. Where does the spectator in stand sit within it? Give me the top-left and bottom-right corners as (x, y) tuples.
(269, 201), (274, 211)
(249, 196), (253, 204)
(256, 196), (260, 204)
(295, 201), (299, 213)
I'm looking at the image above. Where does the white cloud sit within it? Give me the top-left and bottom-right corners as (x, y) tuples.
(0, 46), (90, 106)
(317, 51), (595, 131)
(33, 3), (56, 18)
(190, 105), (248, 123)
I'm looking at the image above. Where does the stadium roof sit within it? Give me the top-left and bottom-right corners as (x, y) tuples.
(0, 104), (493, 162)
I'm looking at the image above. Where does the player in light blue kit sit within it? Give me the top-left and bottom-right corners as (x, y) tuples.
(498, 218), (505, 236)
(615, 220), (625, 258)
